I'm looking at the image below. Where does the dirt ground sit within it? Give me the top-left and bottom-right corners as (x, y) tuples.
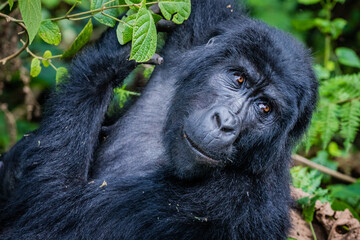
(289, 187), (360, 240)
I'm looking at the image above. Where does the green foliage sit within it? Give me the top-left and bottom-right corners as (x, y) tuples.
(305, 73), (360, 151)
(91, 0), (119, 27)
(30, 58), (42, 77)
(291, 166), (330, 222)
(159, 0), (191, 24)
(56, 67), (69, 84)
(18, 0), (42, 44)
(8, 0), (13, 10)
(298, 0), (320, 5)
(113, 84), (140, 108)
(129, 2), (157, 62)
(62, 19), (93, 58)
(38, 20), (62, 46)
(42, 50), (52, 67)
(335, 47), (360, 69)
(329, 182), (360, 220)
(116, 14), (136, 45)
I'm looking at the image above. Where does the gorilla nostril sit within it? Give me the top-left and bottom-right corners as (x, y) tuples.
(211, 107), (239, 133)
(214, 113), (222, 128)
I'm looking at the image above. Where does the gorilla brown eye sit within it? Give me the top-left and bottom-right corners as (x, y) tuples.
(235, 73), (245, 84)
(259, 103), (270, 113)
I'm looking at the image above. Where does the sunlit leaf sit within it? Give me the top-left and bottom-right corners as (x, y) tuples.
(9, 0), (14, 10)
(56, 67), (68, 84)
(116, 14), (136, 45)
(130, 3), (157, 62)
(91, 0), (119, 27)
(125, 0), (141, 10)
(30, 58), (41, 77)
(62, 19), (93, 58)
(42, 50), (52, 67)
(18, 0), (42, 44)
(159, 0), (191, 24)
(38, 20), (61, 45)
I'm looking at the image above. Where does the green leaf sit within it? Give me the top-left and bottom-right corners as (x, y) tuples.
(18, 0), (42, 44)
(41, 0), (61, 9)
(91, 0), (119, 27)
(159, 0), (191, 24)
(297, 196), (316, 222)
(38, 20), (61, 45)
(62, 19), (93, 58)
(116, 14), (136, 45)
(330, 18), (347, 39)
(130, 3), (157, 62)
(42, 50), (52, 67)
(330, 182), (360, 201)
(297, 0), (320, 5)
(331, 200), (360, 220)
(125, 0), (141, 10)
(313, 64), (330, 80)
(114, 84), (140, 108)
(314, 18), (331, 34)
(291, 19), (315, 31)
(30, 58), (41, 77)
(9, 0), (14, 10)
(335, 47), (360, 68)
(56, 67), (68, 84)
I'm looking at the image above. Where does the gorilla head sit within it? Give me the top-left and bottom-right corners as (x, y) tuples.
(165, 18), (318, 179)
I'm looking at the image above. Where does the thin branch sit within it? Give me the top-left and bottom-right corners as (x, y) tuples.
(292, 154), (357, 183)
(65, 1), (79, 17)
(101, 12), (126, 24)
(143, 53), (164, 65)
(0, 13), (29, 65)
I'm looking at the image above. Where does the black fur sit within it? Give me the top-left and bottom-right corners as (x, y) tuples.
(0, 0), (318, 239)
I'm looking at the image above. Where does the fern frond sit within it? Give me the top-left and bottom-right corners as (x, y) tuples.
(318, 102), (340, 149)
(340, 100), (360, 151)
(304, 112), (321, 152)
(321, 73), (360, 102)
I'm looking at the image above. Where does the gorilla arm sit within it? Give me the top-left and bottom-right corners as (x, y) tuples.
(0, 28), (136, 189)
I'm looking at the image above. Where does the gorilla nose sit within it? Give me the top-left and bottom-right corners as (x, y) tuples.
(211, 106), (239, 134)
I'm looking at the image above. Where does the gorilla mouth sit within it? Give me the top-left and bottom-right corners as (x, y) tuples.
(183, 131), (222, 166)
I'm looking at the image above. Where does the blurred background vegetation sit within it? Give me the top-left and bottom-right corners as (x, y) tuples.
(0, 0), (360, 232)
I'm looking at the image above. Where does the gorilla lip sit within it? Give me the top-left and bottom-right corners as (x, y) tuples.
(183, 131), (222, 166)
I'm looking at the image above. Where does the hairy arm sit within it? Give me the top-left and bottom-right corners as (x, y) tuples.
(2, 28), (136, 188)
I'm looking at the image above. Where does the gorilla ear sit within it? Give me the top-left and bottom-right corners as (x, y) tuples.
(288, 84), (318, 143)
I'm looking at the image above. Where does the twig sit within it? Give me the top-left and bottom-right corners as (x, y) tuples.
(292, 154), (357, 183)
(0, 13), (29, 65)
(143, 53), (164, 65)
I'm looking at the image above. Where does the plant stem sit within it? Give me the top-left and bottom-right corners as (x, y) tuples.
(309, 222), (317, 240)
(324, 35), (331, 67)
(323, 1), (333, 67)
(101, 12), (127, 25)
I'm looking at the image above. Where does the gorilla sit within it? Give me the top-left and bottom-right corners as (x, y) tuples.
(0, 0), (318, 239)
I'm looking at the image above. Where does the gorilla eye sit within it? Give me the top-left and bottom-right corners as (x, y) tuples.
(234, 73), (245, 84)
(259, 103), (270, 113)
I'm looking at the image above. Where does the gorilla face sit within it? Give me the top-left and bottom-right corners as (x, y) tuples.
(165, 21), (317, 179)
